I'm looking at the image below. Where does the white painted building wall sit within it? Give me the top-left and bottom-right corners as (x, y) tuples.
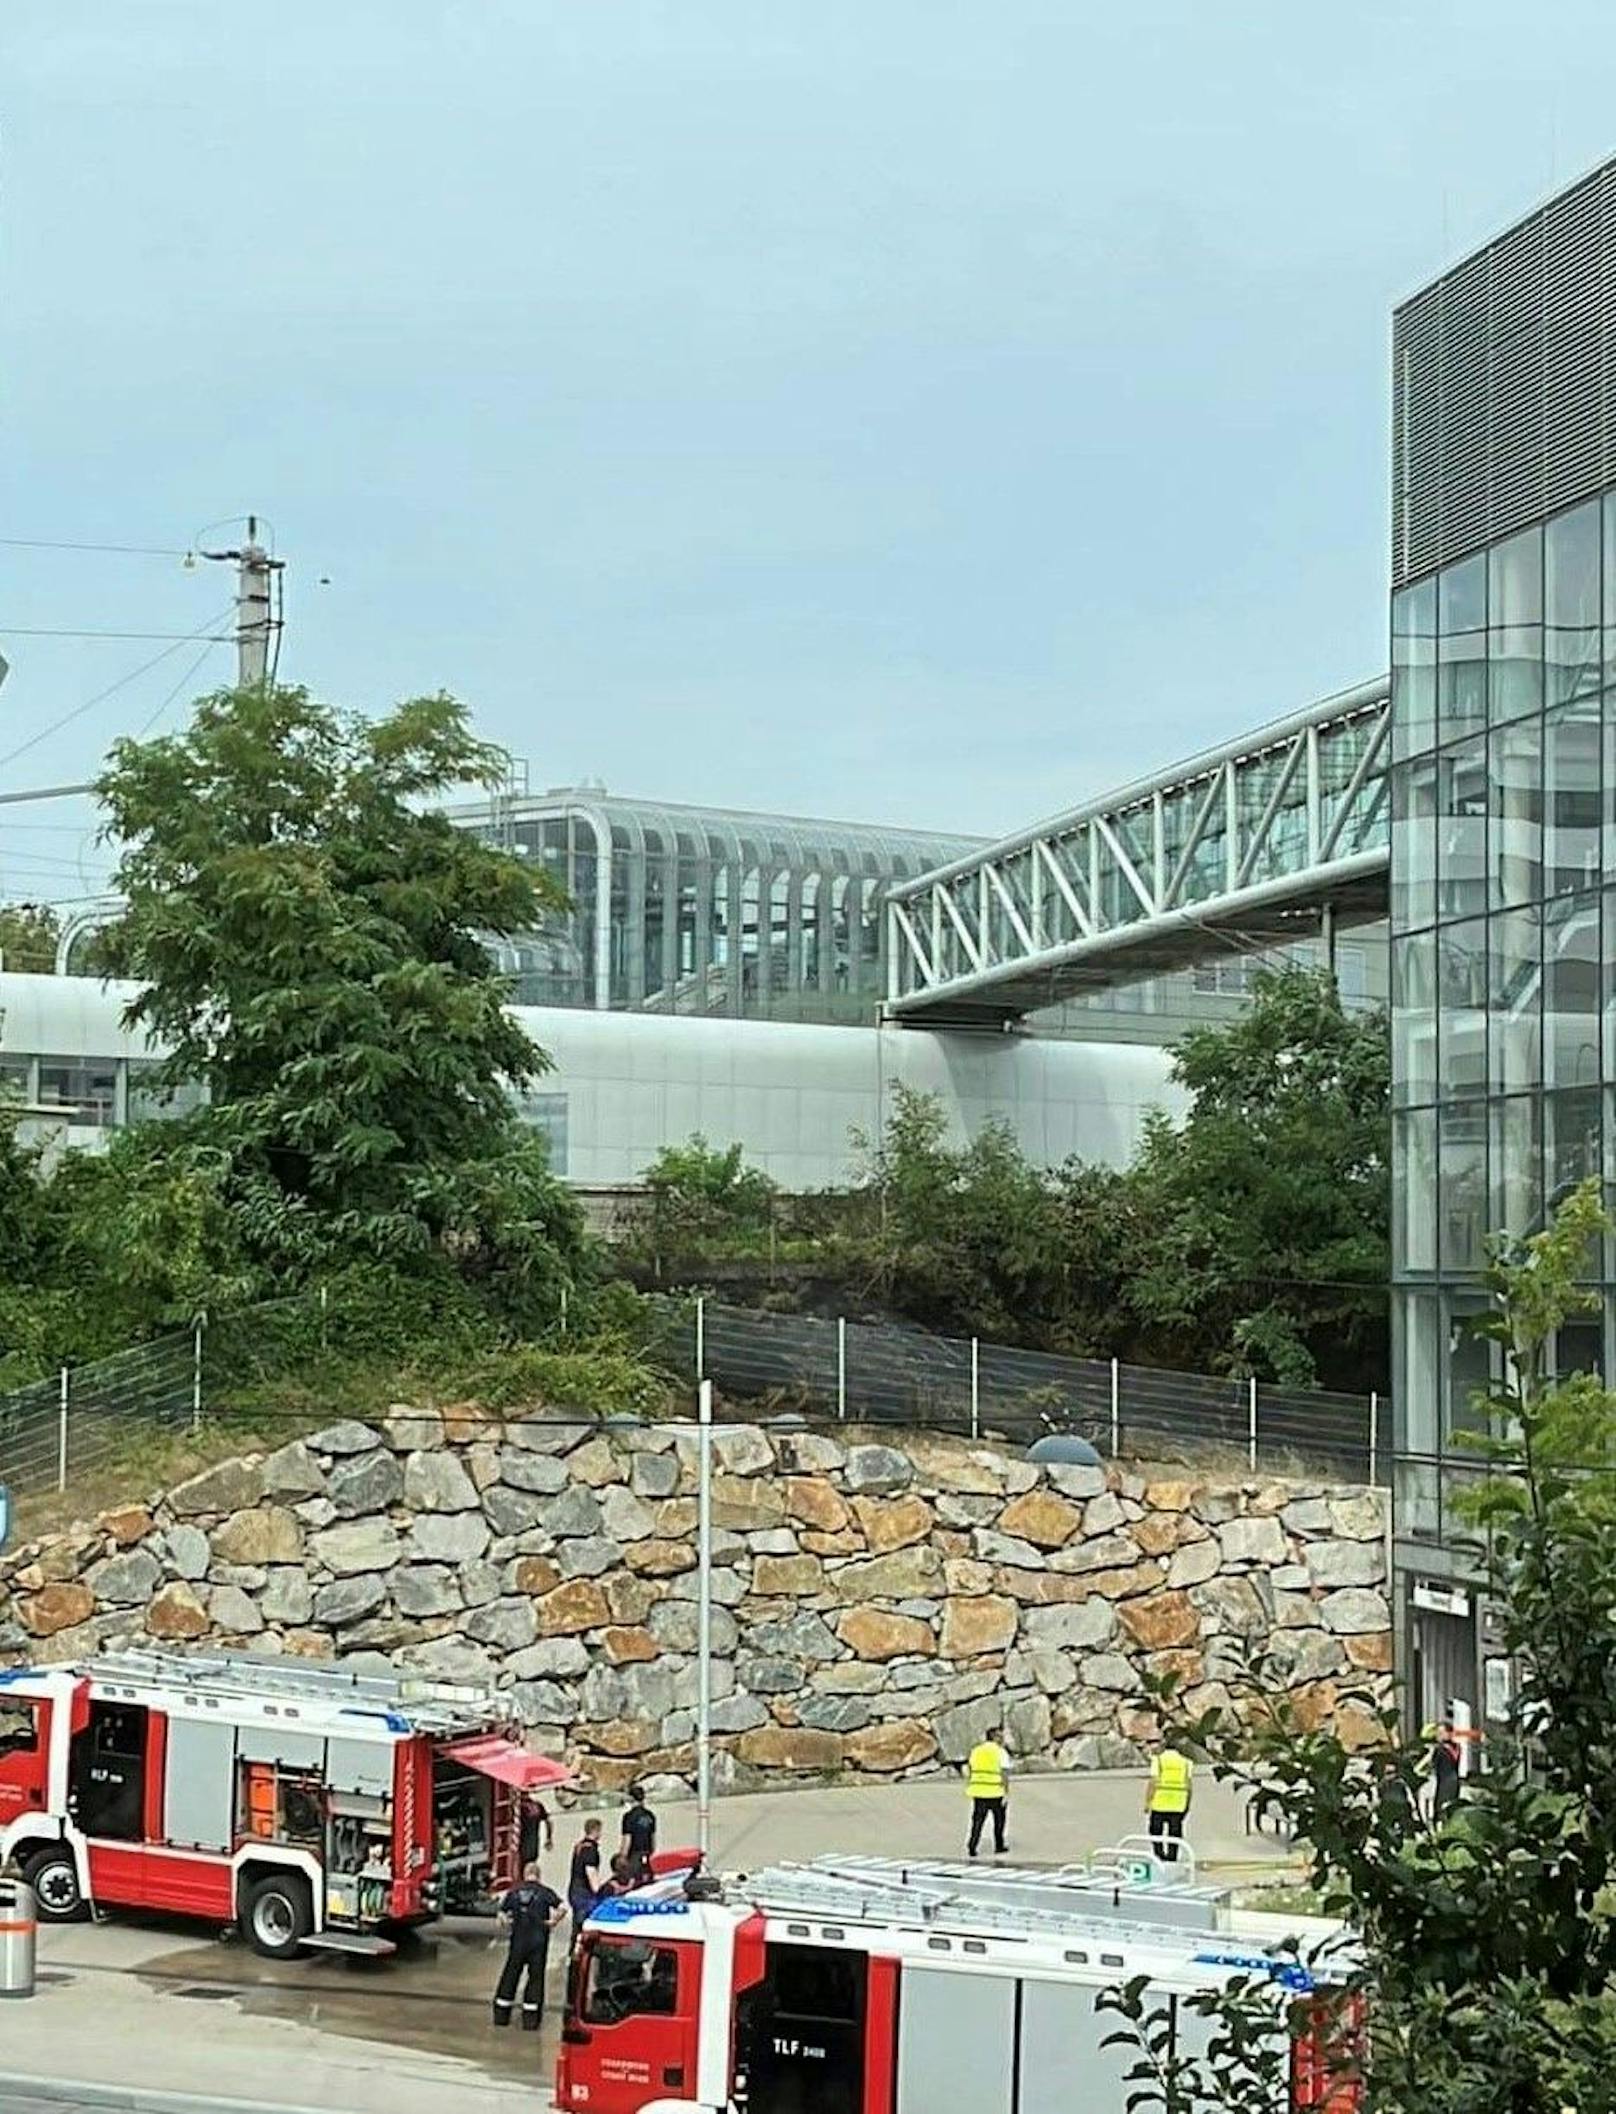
(0, 974), (1181, 1188)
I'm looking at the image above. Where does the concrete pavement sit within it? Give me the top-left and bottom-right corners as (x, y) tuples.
(3, 1769), (1293, 2114)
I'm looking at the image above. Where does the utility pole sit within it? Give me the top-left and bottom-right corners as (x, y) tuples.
(197, 515), (283, 688)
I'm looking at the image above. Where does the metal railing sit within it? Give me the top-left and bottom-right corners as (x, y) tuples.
(647, 1296), (1387, 1482)
(0, 1291), (324, 1506)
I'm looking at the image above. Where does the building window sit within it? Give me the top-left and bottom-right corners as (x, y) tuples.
(515, 1091), (568, 1175)
(1488, 524), (1542, 725)
(37, 1059), (116, 1124)
(1393, 577), (1437, 759)
(1545, 499), (1602, 707)
(1437, 553), (1487, 737)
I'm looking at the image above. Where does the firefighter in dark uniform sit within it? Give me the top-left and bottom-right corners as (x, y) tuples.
(492, 1860), (565, 2030)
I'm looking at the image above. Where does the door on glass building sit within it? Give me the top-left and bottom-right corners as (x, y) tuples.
(1409, 1580), (1478, 1741)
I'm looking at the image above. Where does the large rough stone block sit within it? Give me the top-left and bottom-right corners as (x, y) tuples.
(710, 1476), (785, 1532)
(465, 1598), (539, 1651)
(999, 1490), (1084, 1549)
(88, 1549), (162, 1607)
(838, 1609), (935, 1662)
(1327, 1494), (1386, 1542)
(540, 1485), (604, 1539)
(1215, 1517), (1289, 1568)
(261, 1441), (326, 1499)
(846, 1720), (938, 1772)
(940, 1595), (1018, 1659)
(1004, 1692), (1052, 1754)
(507, 1637), (591, 1679)
(388, 1565), (464, 1619)
(499, 1451), (571, 1495)
(559, 1536), (623, 1580)
(535, 1579), (611, 1635)
(482, 1487), (547, 1537)
(735, 1653), (801, 1694)
(308, 1420), (385, 1457)
(163, 1525), (211, 1582)
(208, 1584), (264, 1635)
(602, 1625), (659, 1665)
(1044, 1463), (1107, 1500)
(507, 1680), (578, 1726)
(707, 1693), (770, 1735)
(1318, 1588), (1390, 1635)
(312, 1574), (387, 1627)
(932, 1694), (1005, 1764)
(382, 1405), (444, 1453)
(626, 1540), (699, 1578)
(600, 1487), (659, 1543)
(736, 1725), (845, 1772)
(752, 1554), (825, 1598)
(211, 1506), (304, 1566)
(852, 1495), (933, 1554)
(504, 1413), (592, 1455)
(567, 1437), (624, 1488)
(750, 1611), (840, 1663)
(843, 1445), (913, 1496)
(1022, 1599), (1117, 1651)
(785, 1478), (851, 1533)
(712, 1426), (775, 1476)
(404, 1451), (479, 1513)
(1303, 1540), (1384, 1589)
(169, 1458), (265, 1518)
(1165, 1538), (1221, 1589)
(1118, 1590), (1200, 1651)
(261, 1568), (314, 1625)
(311, 1520), (401, 1576)
(408, 1512), (490, 1563)
(1189, 1576), (1269, 1639)
(630, 1452), (680, 1499)
(146, 1581), (209, 1640)
(648, 1599), (738, 1655)
(827, 1547), (945, 1603)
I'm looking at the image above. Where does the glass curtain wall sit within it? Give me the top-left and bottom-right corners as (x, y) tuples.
(1392, 491), (1616, 1538)
(454, 793), (979, 1025)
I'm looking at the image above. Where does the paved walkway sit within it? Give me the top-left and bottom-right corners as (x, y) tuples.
(5, 1770), (1292, 2114)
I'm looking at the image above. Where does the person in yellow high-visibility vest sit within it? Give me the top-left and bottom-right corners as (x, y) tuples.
(964, 1730), (1011, 1858)
(1145, 1742), (1193, 1863)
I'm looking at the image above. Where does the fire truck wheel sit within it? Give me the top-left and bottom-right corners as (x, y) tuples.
(242, 1873), (313, 1959)
(25, 1848), (87, 1922)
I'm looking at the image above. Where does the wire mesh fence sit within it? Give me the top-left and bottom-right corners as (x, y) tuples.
(0, 1291), (328, 1506)
(646, 1295), (1386, 1483)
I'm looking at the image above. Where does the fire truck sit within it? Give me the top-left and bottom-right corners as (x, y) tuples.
(557, 1852), (1361, 2114)
(0, 1648), (571, 1959)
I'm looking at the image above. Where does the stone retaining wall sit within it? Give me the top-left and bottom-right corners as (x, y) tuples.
(0, 1408), (1392, 1791)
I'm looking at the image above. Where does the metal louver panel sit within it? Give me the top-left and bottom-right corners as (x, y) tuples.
(1393, 156), (1616, 586)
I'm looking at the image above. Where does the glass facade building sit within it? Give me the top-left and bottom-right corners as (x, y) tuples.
(1391, 157), (1616, 1600)
(444, 788), (981, 1024)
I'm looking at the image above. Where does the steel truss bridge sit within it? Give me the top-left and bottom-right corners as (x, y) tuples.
(885, 677), (1390, 1025)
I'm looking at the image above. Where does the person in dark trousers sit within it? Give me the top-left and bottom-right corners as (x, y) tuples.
(964, 1730), (1011, 1857)
(567, 1818), (605, 1941)
(1430, 1722), (1463, 1820)
(620, 1784), (657, 1881)
(519, 1791), (555, 1868)
(492, 1860), (565, 2031)
(1146, 1742), (1194, 1863)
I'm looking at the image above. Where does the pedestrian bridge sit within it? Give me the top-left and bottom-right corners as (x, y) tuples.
(885, 677), (1390, 1025)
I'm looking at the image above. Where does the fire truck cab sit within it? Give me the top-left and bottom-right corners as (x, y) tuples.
(557, 1855), (1359, 2114)
(0, 1648), (570, 1958)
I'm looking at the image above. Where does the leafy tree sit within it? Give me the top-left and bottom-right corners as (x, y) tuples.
(1110, 1181), (1616, 2113)
(852, 1085), (1072, 1342)
(637, 1135), (778, 1256)
(0, 901), (61, 975)
(94, 683), (589, 1318)
(1124, 966), (1388, 1388)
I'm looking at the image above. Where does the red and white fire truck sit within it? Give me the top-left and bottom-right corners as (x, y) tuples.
(558, 1853), (1361, 2114)
(0, 1648), (570, 1958)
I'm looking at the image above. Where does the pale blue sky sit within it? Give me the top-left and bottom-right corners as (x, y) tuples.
(6, 1), (1616, 900)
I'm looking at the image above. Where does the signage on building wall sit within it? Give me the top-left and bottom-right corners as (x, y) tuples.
(1412, 1581), (1471, 1618)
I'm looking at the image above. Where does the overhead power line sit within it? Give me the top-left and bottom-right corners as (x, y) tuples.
(0, 626), (234, 643)
(0, 606), (234, 775)
(0, 537), (190, 559)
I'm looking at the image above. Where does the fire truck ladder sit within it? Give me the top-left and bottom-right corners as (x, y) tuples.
(741, 1859), (1239, 1959)
(79, 1650), (511, 1736)
(812, 1850), (1228, 1932)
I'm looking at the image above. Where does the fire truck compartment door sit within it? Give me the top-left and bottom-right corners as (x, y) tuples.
(236, 1727), (325, 1771)
(326, 1738), (393, 1797)
(896, 1967), (1014, 2114)
(438, 1736), (573, 1791)
(164, 1718), (237, 1852)
(1017, 1977), (1134, 2111)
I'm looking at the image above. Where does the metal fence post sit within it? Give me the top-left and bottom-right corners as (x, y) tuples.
(57, 1367), (69, 1493)
(837, 1317), (847, 1422)
(192, 1312), (206, 1435)
(970, 1337), (980, 1442)
(1368, 1389), (1379, 1489)
(559, 1282), (569, 1337)
(319, 1281), (330, 1352)
(1247, 1375), (1258, 1472)
(1110, 1357), (1120, 1458)
(694, 1297), (705, 1383)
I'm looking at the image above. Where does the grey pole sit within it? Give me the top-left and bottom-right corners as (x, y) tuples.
(198, 514), (281, 689)
(696, 1378), (714, 1859)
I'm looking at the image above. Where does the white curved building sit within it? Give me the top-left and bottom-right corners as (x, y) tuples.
(0, 973), (1178, 1189)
